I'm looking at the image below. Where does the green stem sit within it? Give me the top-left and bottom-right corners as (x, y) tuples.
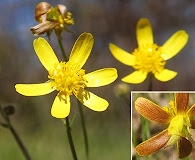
(77, 100), (89, 159)
(9, 125), (31, 160)
(140, 116), (151, 160)
(0, 106), (31, 160)
(132, 129), (140, 160)
(58, 37), (68, 62)
(62, 118), (78, 160)
(148, 73), (153, 91)
(140, 116), (150, 142)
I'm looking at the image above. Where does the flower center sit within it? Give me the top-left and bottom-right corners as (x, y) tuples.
(132, 44), (166, 74)
(48, 62), (87, 97)
(165, 101), (191, 137)
(168, 115), (190, 137)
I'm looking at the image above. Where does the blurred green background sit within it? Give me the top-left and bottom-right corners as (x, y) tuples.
(0, 0), (195, 159)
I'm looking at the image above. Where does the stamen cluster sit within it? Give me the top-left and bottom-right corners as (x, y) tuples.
(48, 62), (87, 97)
(132, 44), (166, 74)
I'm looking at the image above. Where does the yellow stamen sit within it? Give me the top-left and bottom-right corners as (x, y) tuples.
(132, 44), (166, 74)
(163, 101), (177, 117)
(48, 62), (87, 98)
(64, 12), (74, 25)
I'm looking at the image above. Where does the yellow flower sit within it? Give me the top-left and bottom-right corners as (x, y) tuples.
(134, 93), (195, 159)
(15, 33), (118, 118)
(109, 18), (188, 83)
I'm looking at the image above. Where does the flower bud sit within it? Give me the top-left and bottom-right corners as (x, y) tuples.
(3, 105), (15, 116)
(114, 82), (130, 97)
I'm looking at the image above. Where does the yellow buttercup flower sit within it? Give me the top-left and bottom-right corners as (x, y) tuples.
(15, 33), (118, 118)
(109, 18), (188, 83)
(135, 93), (195, 159)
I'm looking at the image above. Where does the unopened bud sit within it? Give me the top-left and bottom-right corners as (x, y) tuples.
(3, 105), (15, 116)
(114, 82), (130, 97)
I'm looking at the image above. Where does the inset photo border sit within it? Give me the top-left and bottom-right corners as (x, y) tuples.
(131, 92), (195, 160)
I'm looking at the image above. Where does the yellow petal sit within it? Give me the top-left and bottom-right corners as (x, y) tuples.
(109, 43), (135, 66)
(122, 71), (147, 84)
(136, 18), (153, 47)
(69, 33), (94, 70)
(15, 82), (54, 96)
(51, 95), (70, 118)
(84, 68), (117, 87)
(161, 30), (188, 60)
(136, 130), (170, 156)
(33, 37), (59, 71)
(75, 90), (108, 111)
(154, 69), (177, 82)
(135, 97), (172, 124)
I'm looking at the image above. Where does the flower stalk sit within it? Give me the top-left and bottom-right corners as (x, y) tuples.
(57, 37), (68, 62)
(0, 106), (31, 160)
(62, 118), (77, 160)
(77, 101), (89, 159)
(148, 73), (153, 91)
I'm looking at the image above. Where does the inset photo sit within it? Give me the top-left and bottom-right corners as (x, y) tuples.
(131, 92), (195, 160)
